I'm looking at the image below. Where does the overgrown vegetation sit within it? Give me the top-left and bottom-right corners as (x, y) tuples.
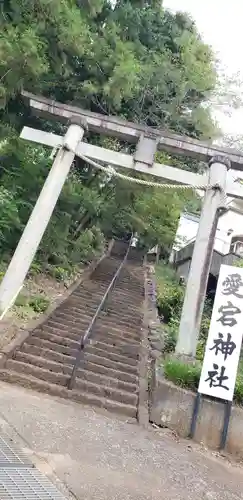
(163, 357), (243, 406)
(0, 0), (219, 284)
(156, 263), (243, 406)
(15, 293), (50, 314)
(156, 263), (212, 358)
(163, 358), (201, 392)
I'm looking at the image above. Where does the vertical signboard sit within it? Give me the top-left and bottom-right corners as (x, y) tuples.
(198, 265), (243, 401)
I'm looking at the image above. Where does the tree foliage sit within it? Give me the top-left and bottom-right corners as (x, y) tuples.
(0, 0), (218, 275)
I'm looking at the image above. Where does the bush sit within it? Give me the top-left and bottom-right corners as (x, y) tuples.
(155, 263), (213, 357)
(48, 265), (73, 282)
(0, 261), (7, 283)
(157, 285), (183, 323)
(196, 339), (206, 362)
(163, 318), (179, 353)
(234, 377), (243, 406)
(29, 261), (42, 276)
(28, 295), (50, 313)
(200, 299), (212, 339)
(156, 264), (184, 323)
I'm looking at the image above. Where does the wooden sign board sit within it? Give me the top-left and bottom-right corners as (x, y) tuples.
(199, 265), (243, 401)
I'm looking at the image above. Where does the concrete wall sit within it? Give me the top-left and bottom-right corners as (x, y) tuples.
(217, 208), (243, 254)
(150, 378), (243, 459)
(175, 250), (241, 281)
(176, 260), (191, 280)
(172, 214), (199, 251)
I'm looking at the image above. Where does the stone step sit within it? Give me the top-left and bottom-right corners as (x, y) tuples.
(61, 299), (142, 315)
(92, 275), (143, 286)
(72, 288), (142, 305)
(108, 304), (142, 315)
(14, 351), (138, 393)
(43, 317), (142, 340)
(82, 360), (138, 384)
(25, 336), (78, 357)
(6, 359), (68, 385)
(69, 286), (105, 296)
(29, 330), (138, 366)
(84, 352), (138, 375)
(97, 315), (142, 330)
(34, 323), (141, 344)
(95, 282), (143, 293)
(76, 367), (137, 394)
(51, 309), (142, 328)
(51, 306), (142, 324)
(45, 320), (88, 334)
(102, 310), (142, 324)
(51, 308), (142, 331)
(85, 345), (138, 367)
(24, 337), (138, 375)
(0, 369), (137, 418)
(92, 267), (141, 278)
(6, 359), (137, 406)
(62, 299), (142, 315)
(93, 322), (141, 340)
(34, 331), (80, 349)
(90, 324), (141, 342)
(30, 328), (140, 358)
(48, 314), (91, 328)
(21, 342), (76, 365)
(95, 284), (144, 295)
(87, 339), (139, 359)
(74, 376), (138, 406)
(20, 344), (138, 384)
(69, 297), (142, 313)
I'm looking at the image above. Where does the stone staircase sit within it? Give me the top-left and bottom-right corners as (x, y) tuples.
(0, 252), (145, 418)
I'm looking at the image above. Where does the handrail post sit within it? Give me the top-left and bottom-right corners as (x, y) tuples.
(68, 340), (84, 390)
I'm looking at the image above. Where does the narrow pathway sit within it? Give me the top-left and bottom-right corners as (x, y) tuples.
(0, 383), (242, 500)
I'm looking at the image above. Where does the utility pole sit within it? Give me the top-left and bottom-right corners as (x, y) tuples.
(175, 156), (230, 358)
(0, 117), (86, 319)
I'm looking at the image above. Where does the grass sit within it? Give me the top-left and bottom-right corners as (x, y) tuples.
(163, 357), (243, 407)
(163, 358), (201, 392)
(155, 262), (180, 285)
(155, 262), (184, 324)
(15, 293), (50, 315)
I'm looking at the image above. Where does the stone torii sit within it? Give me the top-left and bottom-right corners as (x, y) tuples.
(1, 90), (243, 359)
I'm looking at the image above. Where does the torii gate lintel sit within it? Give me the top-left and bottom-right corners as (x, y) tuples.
(21, 90), (243, 171)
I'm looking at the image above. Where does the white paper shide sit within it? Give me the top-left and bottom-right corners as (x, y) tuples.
(198, 265), (243, 401)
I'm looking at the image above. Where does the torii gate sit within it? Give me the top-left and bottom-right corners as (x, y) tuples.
(1, 90), (243, 358)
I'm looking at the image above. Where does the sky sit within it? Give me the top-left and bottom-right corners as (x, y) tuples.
(163, 0), (243, 136)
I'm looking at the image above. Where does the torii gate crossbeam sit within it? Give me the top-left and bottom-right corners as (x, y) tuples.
(22, 91), (243, 170)
(0, 92), (243, 359)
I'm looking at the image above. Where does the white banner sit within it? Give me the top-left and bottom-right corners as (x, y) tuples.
(198, 264), (243, 401)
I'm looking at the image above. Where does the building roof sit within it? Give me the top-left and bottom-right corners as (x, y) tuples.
(181, 212), (200, 224)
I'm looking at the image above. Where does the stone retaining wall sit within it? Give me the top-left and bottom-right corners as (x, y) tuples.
(150, 378), (243, 459)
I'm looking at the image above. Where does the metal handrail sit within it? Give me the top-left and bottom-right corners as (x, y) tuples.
(68, 235), (133, 390)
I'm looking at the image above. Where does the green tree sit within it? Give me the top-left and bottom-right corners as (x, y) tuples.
(0, 0), (218, 272)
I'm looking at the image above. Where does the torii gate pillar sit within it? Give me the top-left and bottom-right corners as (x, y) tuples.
(176, 155), (231, 358)
(0, 117), (86, 319)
